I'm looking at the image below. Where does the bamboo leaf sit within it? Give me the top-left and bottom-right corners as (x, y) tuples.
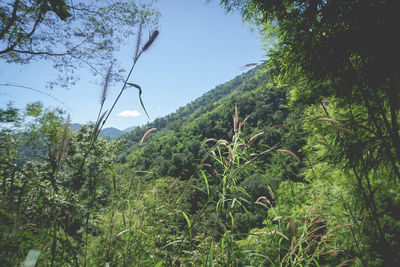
(126, 83), (150, 119)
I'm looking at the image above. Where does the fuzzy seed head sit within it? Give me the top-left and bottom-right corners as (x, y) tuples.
(142, 30), (159, 52)
(140, 127), (157, 144)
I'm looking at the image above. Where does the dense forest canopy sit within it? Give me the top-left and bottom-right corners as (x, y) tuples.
(1, 0), (400, 266)
(221, 0), (400, 104)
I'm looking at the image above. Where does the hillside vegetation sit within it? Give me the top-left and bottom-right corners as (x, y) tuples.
(1, 0), (400, 266)
(119, 66), (304, 182)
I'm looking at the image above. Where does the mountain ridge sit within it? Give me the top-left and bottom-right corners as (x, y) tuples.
(69, 123), (137, 138)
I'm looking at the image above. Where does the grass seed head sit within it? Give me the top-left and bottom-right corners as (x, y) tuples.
(276, 148), (300, 162)
(268, 185), (275, 200)
(134, 24), (143, 61)
(142, 30), (159, 52)
(140, 127), (157, 144)
(248, 131), (264, 146)
(233, 105), (239, 132)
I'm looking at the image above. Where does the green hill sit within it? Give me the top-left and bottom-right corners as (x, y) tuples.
(70, 123), (137, 138)
(118, 64), (305, 183)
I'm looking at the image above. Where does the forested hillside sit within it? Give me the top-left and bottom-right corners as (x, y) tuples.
(118, 65), (304, 182)
(1, 0), (400, 266)
(70, 124), (138, 138)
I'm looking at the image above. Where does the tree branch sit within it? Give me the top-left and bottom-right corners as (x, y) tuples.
(3, 49), (71, 56)
(0, 2), (44, 55)
(0, 0), (20, 40)
(0, 83), (71, 111)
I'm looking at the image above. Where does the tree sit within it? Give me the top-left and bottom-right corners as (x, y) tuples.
(0, 0), (158, 86)
(220, 0), (400, 101)
(219, 0), (400, 264)
(0, 102), (122, 265)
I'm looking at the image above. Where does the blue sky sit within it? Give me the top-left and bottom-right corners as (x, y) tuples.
(0, 0), (265, 130)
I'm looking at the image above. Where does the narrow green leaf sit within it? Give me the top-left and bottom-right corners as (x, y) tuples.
(235, 186), (251, 198)
(23, 249), (41, 267)
(200, 170), (210, 196)
(216, 198), (223, 213)
(126, 83), (150, 119)
(208, 240), (214, 267)
(154, 260), (164, 267)
(229, 211), (234, 229)
(137, 229), (148, 236)
(238, 196), (251, 205)
(182, 211), (192, 242)
(221, 233), (225, 257)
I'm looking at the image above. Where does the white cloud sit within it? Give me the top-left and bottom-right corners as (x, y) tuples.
(117, 110), (142, 118)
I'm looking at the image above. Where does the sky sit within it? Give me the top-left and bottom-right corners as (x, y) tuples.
(0, 0), (265, 130)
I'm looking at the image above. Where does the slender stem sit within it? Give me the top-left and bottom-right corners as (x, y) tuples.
(100, 51), (143, 133)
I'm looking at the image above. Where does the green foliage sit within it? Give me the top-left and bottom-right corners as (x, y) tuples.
(4, 60), (399, 265)
(0, 103), (121, 265)
(3, 1), (400, 261)
(120, 66), (305, 184)
(301, 101), (400, 265)
(221, 0), (400, 104)
(218, 1), (400, 265)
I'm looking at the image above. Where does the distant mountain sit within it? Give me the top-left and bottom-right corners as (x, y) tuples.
(69, 124), (136, 138)
(98, 127), (123, 138)
(70, 123), (83, 131)
(122, 126), (137, 133)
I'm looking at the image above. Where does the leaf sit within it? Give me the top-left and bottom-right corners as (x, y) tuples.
(162, 239), (189, 248)
(23, 249), (40, 267)
(137, 229), (148, 236)
(235, 186), (251, 199)
(127, 83), (150, 119)
(229, 211), (234, 228)
(200, 170), (210, 197)
(182, 211), (192, 242)
(208, 240), (214, 267)
(231, 198), (237, 208)
(116, 229), (130, 237)
(154, 260), (164, 267)
(221, 233), (226, 256)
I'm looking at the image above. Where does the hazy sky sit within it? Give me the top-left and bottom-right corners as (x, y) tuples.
(0, 0), (265, 130)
